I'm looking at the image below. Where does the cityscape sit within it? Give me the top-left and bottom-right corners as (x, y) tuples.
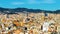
(0, 8), (59, 34)
(0, 0), (60, 34)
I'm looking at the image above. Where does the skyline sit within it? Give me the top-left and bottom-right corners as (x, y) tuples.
(0, 0), (60, 10)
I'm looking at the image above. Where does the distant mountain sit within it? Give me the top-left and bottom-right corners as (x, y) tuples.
(0, 7), (60, 14)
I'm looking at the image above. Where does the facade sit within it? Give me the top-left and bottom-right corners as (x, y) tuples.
(0, 12), (60, 34)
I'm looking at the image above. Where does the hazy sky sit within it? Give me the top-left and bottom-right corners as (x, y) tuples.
(0, 0), (60, 10)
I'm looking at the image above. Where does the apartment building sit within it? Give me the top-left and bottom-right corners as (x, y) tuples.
(0, 12), (60, 34)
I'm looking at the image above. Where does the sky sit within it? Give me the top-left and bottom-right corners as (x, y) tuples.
(0, 0), (60, 10)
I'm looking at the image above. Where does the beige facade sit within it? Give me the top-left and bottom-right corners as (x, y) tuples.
(0, 13), (60, 34)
